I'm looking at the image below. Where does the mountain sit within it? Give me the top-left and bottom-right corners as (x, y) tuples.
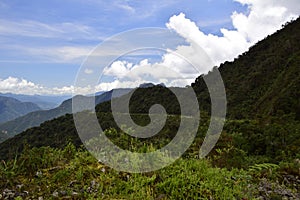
(0, 18), (299, 160)
(139, 83), (166, 88)
(192, 18), (300, 120)
(0, 96), (41, 124)
(0, 86), (185, 159)
(0, 93), (70, 110)
(0, 88), (131, 142)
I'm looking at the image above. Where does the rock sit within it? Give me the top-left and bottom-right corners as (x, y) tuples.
(86, 187), (92, 193)
(52, 191), (59, 197)
(91, 180), (96, 188)
(16, 184), (23, 189)
(3, 189), (15, 199)
(35, 171), (43, 177)
(38, 197), (43, 200)
(60, 190), (67, 196)
(69, 180), (77, 187)
(155, 194), (166, 200)
(72, 192), (78, 196)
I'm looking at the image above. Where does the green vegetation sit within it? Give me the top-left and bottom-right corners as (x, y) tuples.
(192, 17), (300, 120)
(0, 16), (299, 200)
(1, 138), (299, 199)
(0, 114), (299, 199)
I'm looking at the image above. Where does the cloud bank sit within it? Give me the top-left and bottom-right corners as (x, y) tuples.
(167, 0), (299, 67)
(1, 0), (299, 95)
(103, 0), (299, 90)
(0, 77), (75, 95)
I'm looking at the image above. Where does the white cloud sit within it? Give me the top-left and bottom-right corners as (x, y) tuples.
(0, 76), (140, 95)
(51, 46), (93, 62)
(103, 55), (197, 89)
(2, 0), (300, 95)
(0, 19), (105, 63)
(114, 1), (135, 13)
(0, 77), (77, 95)
(164, 0), (299, 72)
(95, 79), (144, 91)
(104, 59), (179, 81)
(84, 68), (94, 74)
(232, 0), (299, 42)
(0, 19), (102, 40)
(103, 61), (132, 78)
(101, 0), (300, 89)
(85, 0), (180, 19)
(0, 77), (43, 95)
(14, 45), (94, 63)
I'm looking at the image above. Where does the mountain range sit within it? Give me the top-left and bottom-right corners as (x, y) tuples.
(0, 93), (70, 110)
(0, 96), (41, 124)
(0, 17), (299, 160)
(0, 88), (131, 143)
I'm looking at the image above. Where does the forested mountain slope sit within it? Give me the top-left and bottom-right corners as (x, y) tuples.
(0, 18), (299, 161)
(192, 19), (300, 120)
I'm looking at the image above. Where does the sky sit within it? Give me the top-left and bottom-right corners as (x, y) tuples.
(0, 0), (299, 95)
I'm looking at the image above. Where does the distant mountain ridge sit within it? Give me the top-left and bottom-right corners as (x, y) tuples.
(139, 83), (166, 88)
(0, 96), (41, 124)
(0, 88), (131, 142)
(0, 93), (70, 110)
(0, 18), (299, 159)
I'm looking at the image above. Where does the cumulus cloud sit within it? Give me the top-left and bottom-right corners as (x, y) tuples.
(232, 0), (299, 42)
(102, 55), (197, 89)
(95, 79), (146, 92)
(166, 13), (250, 69)
(84, 68), (94, 74)
(3, 0), (300, 95)
(103, 61), (133, 78)
(166, 0), (300, 67)
(0, 76), (143, 95)
(101, 0), (299, 90)
(0, 77), (77, 95)
(0, 77), (42, 94)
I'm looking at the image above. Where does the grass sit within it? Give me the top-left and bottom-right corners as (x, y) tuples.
(0, 143), (258, 200)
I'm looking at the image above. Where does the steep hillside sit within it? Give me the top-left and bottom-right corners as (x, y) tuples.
(0, 18), (299, 162)
(0, 96), (41, 124)
(192, 18), (300, 120)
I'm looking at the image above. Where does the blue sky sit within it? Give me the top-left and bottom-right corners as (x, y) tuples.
(0, 0), (299, 95)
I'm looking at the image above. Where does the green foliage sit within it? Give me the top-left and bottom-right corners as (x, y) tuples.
(156, 159), (252, 199)
(191, 18), (300, 120)
(0, 145), (256, 199)
(0, 16), (300, 200)
(249, 163), (279, 179)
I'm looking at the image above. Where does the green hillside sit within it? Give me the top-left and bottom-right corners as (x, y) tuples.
(192, 19), (300, 120)
(0, 18), (300, 199)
